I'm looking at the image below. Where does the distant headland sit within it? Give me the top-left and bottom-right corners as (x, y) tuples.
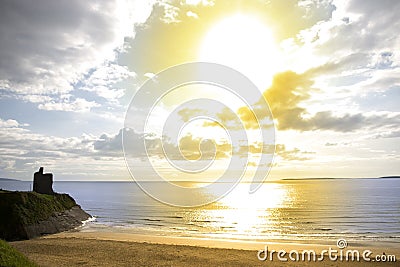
(0, 177), (20, 182)
(282, 176), (400, 181)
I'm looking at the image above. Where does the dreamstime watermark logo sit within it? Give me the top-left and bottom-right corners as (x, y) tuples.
(123, 62), (275, 207)
(257, 239), (397, 263)
(336, 238), (347, 249)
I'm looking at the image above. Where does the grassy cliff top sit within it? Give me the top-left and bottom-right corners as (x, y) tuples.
(0, 190), (78, 240)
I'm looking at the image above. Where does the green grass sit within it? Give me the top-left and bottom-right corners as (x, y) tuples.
(0, 190), (76, 224)
(0, 239), (38, 267)
(0, 190), (78, 240)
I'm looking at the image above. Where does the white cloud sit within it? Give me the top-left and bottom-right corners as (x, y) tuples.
(278, 0), (400, 125)
(282, 0), (400, 73)
(0, 118), (20, 128)
(0, 0), (153, 103)
(38, 98), (100, 112)
(1, 0), (399, 180)
(0, 117), (128, 179)
(186, 11), (199, 19)
(20, 94), (53, 104)
(184, 0), (214, 6)
(144, 72), (156, 79)
(158, 1), (181, 23)
(80, 61), (136, 102)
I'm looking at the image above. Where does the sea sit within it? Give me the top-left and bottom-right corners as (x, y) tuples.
(1, 178), (399, 244)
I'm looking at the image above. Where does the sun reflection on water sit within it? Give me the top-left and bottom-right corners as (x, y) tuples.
(183, 183), (293, 240)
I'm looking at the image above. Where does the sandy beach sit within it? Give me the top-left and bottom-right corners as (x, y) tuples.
(10, 232), (398, 266)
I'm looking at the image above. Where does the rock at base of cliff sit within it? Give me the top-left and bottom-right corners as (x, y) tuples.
(24, 206), (91, 238)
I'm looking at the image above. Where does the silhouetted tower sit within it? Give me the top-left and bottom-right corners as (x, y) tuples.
(33, 167), (54, 195)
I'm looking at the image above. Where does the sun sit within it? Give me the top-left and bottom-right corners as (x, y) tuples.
(198, 14), (282, 90)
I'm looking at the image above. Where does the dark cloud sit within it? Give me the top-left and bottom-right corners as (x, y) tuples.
(202, 70), (399, 132)
(260, 71), (399, 132)
(346, 0), (400, 27)
(262, 71), (313, 130)
(178, 133), (231, 160)
(0, 0), (125, 94)
(0, 0), (152, 115)
(94, 128), (231, 160)
(94, 132), (123, 153)
(311, 0), (400, 60)
(325, 142), (338, 146)
(373, 130), (400, 139)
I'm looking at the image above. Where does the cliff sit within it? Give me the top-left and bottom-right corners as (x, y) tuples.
(0, 190), (91, 241)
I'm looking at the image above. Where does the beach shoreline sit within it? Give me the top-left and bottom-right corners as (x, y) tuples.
(41, 230), (400, 252)
(11, 231), (399, 266)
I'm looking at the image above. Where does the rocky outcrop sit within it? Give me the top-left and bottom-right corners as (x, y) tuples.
(0, 190), (91, 241)
(23, 206), (90, 239)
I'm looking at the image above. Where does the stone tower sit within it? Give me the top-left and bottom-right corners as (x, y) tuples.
(33, 167), (54, 195)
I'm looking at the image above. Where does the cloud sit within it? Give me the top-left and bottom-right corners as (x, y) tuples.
(0, 119), (137, 178)
(325, 142), (338, 146)
(178, 108), (206, 122)
(1, 0), (399, 180)
(291, 0), (400, 70)
(186, 11), (199, 19)
(305, 111), (400, 132)
(275, 144), (314, 161)
(0, 118), (21, 128)
(0, 118), (137, 166)
(261, 71), (313, 130)
(79, 61), (136, 103)
(94, 128), (146, 157)
(184, 0), (214, 6)
(236, 142), (269, 156)
(371, 130), (400, 139)
(0, 0), (153, 107)
(178, 134), (231, 160)
(0, 1), (112, 93)
(38, 97), (100, 113)
(261, 71), (399, 132)
(94, 131), (124, 153)
(144, 73), (156, 79)
(201, 107), (243, 129)
(199, 69), (399, 133)
(157, 1), (181, 23)
(122, 0), (335, 76)
(237, 142), (313, 161)
(127, 0), (400, 137)
(95, 128), (231, 160)
(0, 118), (96, 176)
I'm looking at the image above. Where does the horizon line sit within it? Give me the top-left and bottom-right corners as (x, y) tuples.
(1, 176), (399, 182)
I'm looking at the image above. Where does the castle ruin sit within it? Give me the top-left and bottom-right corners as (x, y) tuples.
(33, 167), (54, 195)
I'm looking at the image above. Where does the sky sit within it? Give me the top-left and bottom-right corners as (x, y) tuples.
(0, 0), (399, 181)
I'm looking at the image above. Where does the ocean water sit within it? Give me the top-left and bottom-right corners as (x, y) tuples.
(1, 178), (399, 243)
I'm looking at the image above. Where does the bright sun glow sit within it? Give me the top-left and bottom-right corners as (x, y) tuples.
(201, 183), (289, 237)
(199, 14), (282, 90)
